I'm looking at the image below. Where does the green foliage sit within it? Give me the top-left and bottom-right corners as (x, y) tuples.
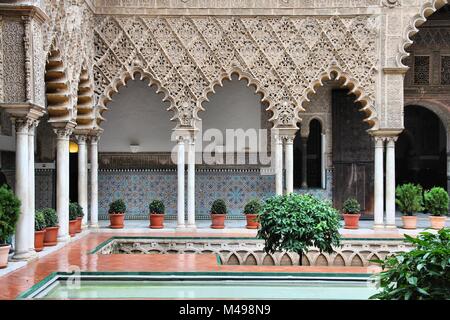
(69, 202), (83, 220)
(342, 197), (360, 214)
(395, 183), (423, 216)
(39, 208), (58, 228)
(243, 199), (262, 215)
(211, 199), (227, 215)
(108, 199), (126, 214)
(424, 187), (449, 216)
(370, 228), (450, 300)
(34, 210), (46, 231)
(149, 199), (165, 214)
(257, 193), (341, 265)
(0, 185), (21, 244)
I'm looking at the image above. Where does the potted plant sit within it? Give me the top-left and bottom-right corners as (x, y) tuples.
(69, 202), (83, 233)
(210, 199), (227, 229)
(396, 183), (423, 229)
(424, 187), (448, 230)
(34, 210), (46, 252)
(257, 193), (341, 265)
(342, 197), (361, 229)
(243, 199), (262, 229)
(42, 208), (58, 246)
(109, 199), (126, 229)
(0, 185), (21, 268)
(149, 199), (165, 229)
(68, 203), (78, 237)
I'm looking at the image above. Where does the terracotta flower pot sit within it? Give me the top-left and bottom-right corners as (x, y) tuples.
(34, 230), (46, 252)
(0, 245), (10, 269)
(75, 217), (82, 233)
(44, 226), (59, 246)
(69, 220), (78, 237)
(109, 213), (125, 229)
(402, 215), (417, 229)
(429, 216), (447, 230)
(245, 213), (260, 229)
(149, 213), (165, 229)
(210, 213), (226, 229)
(343, 213), (361, 229)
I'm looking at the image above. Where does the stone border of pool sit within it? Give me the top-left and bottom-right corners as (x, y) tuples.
(17, 271), (374, 299)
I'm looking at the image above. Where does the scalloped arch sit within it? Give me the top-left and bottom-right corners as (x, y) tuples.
(300, 66), (379, 130)
(398, 0), (449, 68)
(198, 67), (274, 123)
(97, 66), (176, 127)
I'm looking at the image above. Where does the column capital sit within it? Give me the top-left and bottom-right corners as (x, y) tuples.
(54, 127), (74, 140)
(75, 134), (88, 144)
(282, 135), (295, 144)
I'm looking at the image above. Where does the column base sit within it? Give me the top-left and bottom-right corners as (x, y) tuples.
(373, 224), (385, 230)
(385, 225), (397, 230)
(11, 250), (37, 262)
(176, 224), (186, 230)
(57, 235), (71, 243)
(89, 223), (99, 229)
(186, 224), (197, 230)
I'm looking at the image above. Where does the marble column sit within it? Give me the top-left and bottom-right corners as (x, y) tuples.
(76, 135), (88, 228)
(12, 119), (32, 260)
(385, 137), (397, 228)
(285, 137), (294, 193)
(374, 136), (385, 229)
(321, 133), (327, 189)
(177, 137), (186, 228)
(89, 135), (99, 228)
(301, 137), (308, 188)
(55, 127), (73, 242)
(28, 120), (38, 255)
(275, 134), (283, 195)
(187, 138), (196, 229)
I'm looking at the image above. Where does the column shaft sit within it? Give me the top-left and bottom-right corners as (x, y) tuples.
(285, 137), (294, 193)
(187, 139), (196, 228)
(275, 135), (283, 195)
(385, 137), (397, 228)
(301, 137), (308, 188)
(89, 137), (99, 228)
(28, 123), (37, 255)
(56, 129), (71, 242)
(77, 136), (88, 227)
(374, 137), (385, 229)
(177, 138), (185, 228)
(12, 120), (31, 260)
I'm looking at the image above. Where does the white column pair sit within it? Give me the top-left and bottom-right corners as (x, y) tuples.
(274, 134), (294, 195)
(12, 118), (39, 261)
(177, 136), (196, 229)
(75, 135), (88, 228)
(373, 136), (397, 229)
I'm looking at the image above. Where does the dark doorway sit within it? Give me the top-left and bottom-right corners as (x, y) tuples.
(396, 105), (447, 190)
(332, 89), (374, 216)
(293, 119), (322, 189)
(69, 151), (78, 203)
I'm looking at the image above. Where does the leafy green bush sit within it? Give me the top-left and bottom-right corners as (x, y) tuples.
(211, 199), (227, 215)
(342, 198), (360, 214)
(424, 187), (449, 216)
(69, 202), (79, 220)
(35, 210), (46, 231)
(39, 208), (58, 227)
(371, 228), (450, 300)
(0, 185), (21, 245)
(149, 199), (165, 214)
(243, 199), (262, 215)
(395, 183), (423, 216)
(257, 193), (341, 265)
(108, 199), (126, 214)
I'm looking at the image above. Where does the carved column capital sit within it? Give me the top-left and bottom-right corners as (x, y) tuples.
(75, 134), (88, 144)
(54, 127), (73, 140)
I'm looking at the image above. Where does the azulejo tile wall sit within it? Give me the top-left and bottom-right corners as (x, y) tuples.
(98, 169), (332, 220)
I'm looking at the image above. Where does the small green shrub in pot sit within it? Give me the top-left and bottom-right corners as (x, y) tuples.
(34, 210), (46, 232)
(75, 202), (84, 218)
(370, 228), (450, 300)
(243, 199), (262, 215)
(149, 199), (165, 214)
(0, 185), (21, 245)
(395, 183), (423, 216)
(211, 199), (227, 215)
(69, 202), (79, 221)
(108, 199), (126, 214)
(257, 193), (341, 265)
(41, 208), (58, 227)
(424, 187), (449, 216)
(342, 198), (360, 214)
